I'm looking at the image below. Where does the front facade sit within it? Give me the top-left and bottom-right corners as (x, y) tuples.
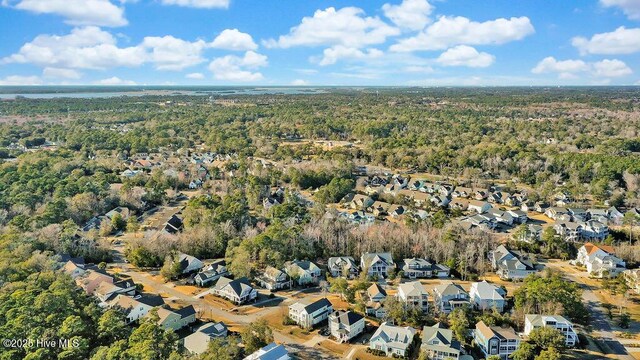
(524, 314), (578, 347)
(433, 283), (470, 314)
(361, 252), (395, 279)
(285, 260), (322, 286)
(212, 277), (258, 304)
(576, 243), (626, 278)
(369, 322), (416, 357)
(328, 256), (360, 278)
(474, 321), (520, 360)
(402, 258), (433, 279)
(491, 245), (537, 280)
(328, 310), (365, 343)
(397, 281), (429, 312)
(470, 281), (506, 313)
(257, 266), (292, 291)
(421, 324), (461, 360)
(288, 298), (333, 329)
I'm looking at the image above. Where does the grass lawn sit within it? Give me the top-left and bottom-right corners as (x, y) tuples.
(351, 348), (389, 360)
(318, 340), (350, 356)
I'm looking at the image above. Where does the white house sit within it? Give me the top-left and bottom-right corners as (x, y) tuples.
(212, 277), (257, 304)
(244, 343), (290, 360)
(524, 314), (578, 347)
(289, 298), (333, 329)
(361, 252), (395, 279)
(369, 322), (416, 358)
(108, 295), (164, 324)
(285, 260), (322, 286)
(401, 258), (433, 279)
(468, 200), (492, 214)
(575, 243), (626, 278)
(329, 310), (365, 343)
(491, 245), (537, 280)
(327, 256), (359, 278)
(470, 281), (506, 313)
(624, 269), (640, 294)
(397, 281), (429, 312)
(183, 322), (228, 355)
(177, 253), (204, 274)
(432, 283), (470, 314)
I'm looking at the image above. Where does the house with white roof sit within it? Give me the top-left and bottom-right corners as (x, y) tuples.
(369, 322), (416, 357)
(491, 245), (537, 280)
(328, 256), (360, 278)
(244, 343), (290, 360)
(524, 314), (578, 347)
(470, 281), (507, 313)
(397, 281), (429, 312)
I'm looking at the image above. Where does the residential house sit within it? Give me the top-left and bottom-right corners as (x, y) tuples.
(328, 256), (360, 279)
(366, 283), (387, 318)
(433, 283), (470, 314)
(568, 208), (587, 222)
(285, 260), (321, 286)
(491, 245), (537, 280)
(581, 220), (609, 241)
(109, 294), (165, 324)
(369, 322), (416, 357)
(176, 253), (204, 275)
(487, 209), (514, 226)
(350, 195), (374, 210)
(608, 206), (624, 225)
(193, 261), (228, 287)
(624, 269), (640, 294)
(449, 198), (470, 211)
(361, 252), (395, 279)
(152, 305), (197, 331)
(105, 207), (131, 221)
(212, 277), (258, 304)
(452, 187), (473, 198)
(507, 210), (528, 223)
(402, 258), (433, 279)
(370, 201), (392, 216)
(421, 323), (461, 360)
(244, 343), (291, 360)
(553, 221), (583, 242)
(468, 200), (492, 214)
(474, 321), (520, 360)
(257, 266), (292, 291)
(164, 214), (184, 234)
(183, 322), (228, 355)
(544, 207), (567, 220)
(94, 279), (137, 303)
(329, 310), (365, 343)
(470, 281), (507, 313)
(397, 281), (429, 312)
(388, 204), (406, 217)
(76, 269), (114, 295)
(575, 243), (626, 278)
(518, 224), (543, 243)
(288, 298), (333, 329)
(524, 314), (578, 347)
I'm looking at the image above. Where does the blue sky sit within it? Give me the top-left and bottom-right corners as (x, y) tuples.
(0, 0), (639, 86)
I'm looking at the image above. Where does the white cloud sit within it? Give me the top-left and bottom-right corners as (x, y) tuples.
(160, 0), (229, 9)
(572, 27), (640, 55)
(436, 45), (495, 67)
(390, 15), (535, 52)
(42, 67), (81, 79)
(186, 72), (205, 79)
(531, 57), (590, 77)
(208, 51), (267, 82)
(0, 75), (43, 85)
(95, 76), (136, 85)
(291, 79), (309, 86)
(6, 0), (127, 27)
(532, 56), (632, 79)
(601, 0), (640, 20)
(210, 29), (257, 51)
(141, 36), (207, 70)
(2, 27), (145, 69)
(2, 27), (210, 72)
(317, 46), (383, 66)
(264, 7), (400, 49)
(592, 59), (633, 77)
(382, 0), (433, 31)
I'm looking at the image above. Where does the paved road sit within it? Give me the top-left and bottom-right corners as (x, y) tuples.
(546, 260), (635, 360)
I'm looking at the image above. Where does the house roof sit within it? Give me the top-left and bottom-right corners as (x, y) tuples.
(371, 322), (416, 349)
(330, 310), (364, 326)
(421, 324), (461, 354)
(175, 305), (196, 318)
(434, 283), (468, 297)
(214, 277), (254, 297)
(361, 252), (394, 268)
(244, 342), (289, 360)
(476, 321), (518, 341)
(398, 281), (427, 297)
(197, 321), (228, 336)
(471, 281), (505, 300)
(583, 242), (615, 255)
(328, 256), (358, 270)
(295, 297), (333, 314)
(525, 314), (572, 327)
(367, 283), (387, 298)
